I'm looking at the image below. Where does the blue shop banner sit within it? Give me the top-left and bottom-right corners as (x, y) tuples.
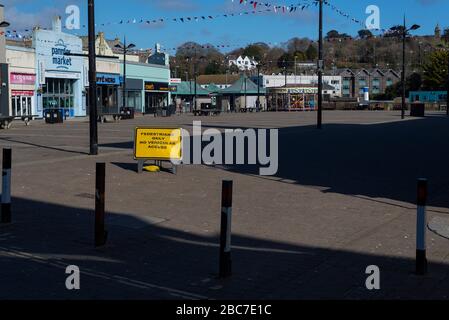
(97, 73), (121, 85)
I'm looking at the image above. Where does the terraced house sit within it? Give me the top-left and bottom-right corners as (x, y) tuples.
(337, 68), (401, 99)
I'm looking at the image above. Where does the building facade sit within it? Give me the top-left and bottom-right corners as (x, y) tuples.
(3, 16), (170, 118)
(255, 74), (342, 98)
(337, 68), (401, 98)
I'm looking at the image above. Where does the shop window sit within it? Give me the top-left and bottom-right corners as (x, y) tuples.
(42, 78), (75, 111)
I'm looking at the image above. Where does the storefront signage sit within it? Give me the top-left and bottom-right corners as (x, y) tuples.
(10, 73), (36, 85)
(12, 90), (34, 97)
(145, 81), (176, 92)
(134, 127), (182, 161)
(51, 39), (72, 70)
(97, 73), (120, 85)
(287, 88), (318, 94)
(170, 78), (182, 84)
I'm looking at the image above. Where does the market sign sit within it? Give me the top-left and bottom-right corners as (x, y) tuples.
(134, 127), (182, 161)
(145, 81), (177, 92)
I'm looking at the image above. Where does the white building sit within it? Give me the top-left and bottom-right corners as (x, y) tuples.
(228, 56), (258, 71)
(256, 74), (343, 97)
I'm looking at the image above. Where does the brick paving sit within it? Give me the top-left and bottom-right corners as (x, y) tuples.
(0, 111), (448, 300)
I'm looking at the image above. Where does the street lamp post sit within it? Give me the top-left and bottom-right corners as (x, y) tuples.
(87, 0), (98, 155)
(400, 17), (421, 120)
(257, 63), (261, 111)
(115, 38), (136, 112)
(317, 0), (323, 129)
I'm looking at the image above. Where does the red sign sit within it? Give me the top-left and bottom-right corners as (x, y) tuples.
(12, 90), (34, 97)
(10, 73), (36, 85)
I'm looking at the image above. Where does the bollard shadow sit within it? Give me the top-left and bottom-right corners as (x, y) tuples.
(0, 137), (90, 156)
(1, 196), (449, 300)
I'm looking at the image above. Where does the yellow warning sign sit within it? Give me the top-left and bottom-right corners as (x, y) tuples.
(134, 127), (182, 161)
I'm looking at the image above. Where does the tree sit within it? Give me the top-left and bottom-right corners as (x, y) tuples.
(423, 50), (449, 89)
(242, 44), (265, 62)
(293, 51), (307, 62)
(285, 37), (311, 54)
(305, 44), (318, 60)
(384, 25), (405, 38)
(326, 30), (340, 39)
(277, 52), (294, 69)
(358, 29), (373, 39)
(378, 73), (422, 100)
(205, 61), (223, 75)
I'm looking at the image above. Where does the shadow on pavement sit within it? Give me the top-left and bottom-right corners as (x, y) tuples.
(1, 196), (449, 300)
(102, 115), (449, 209)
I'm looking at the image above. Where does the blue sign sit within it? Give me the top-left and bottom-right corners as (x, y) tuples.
(96, 73), (121, 85)
(52, 39), (72, 70)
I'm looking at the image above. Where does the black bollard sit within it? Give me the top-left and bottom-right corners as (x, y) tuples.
(1, 148), (12, 224)
(95, 163), (107, 247)
(219, 180), (233, 278)
(416, 178), (428, 275)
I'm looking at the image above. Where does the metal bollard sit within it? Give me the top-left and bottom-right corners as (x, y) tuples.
(1, 148), (12, 224)
(416, 178), (428, 275)
(95, 163), (108, 247)
(219, 180), (233, 278)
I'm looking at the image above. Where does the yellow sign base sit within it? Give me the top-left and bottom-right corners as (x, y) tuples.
(143, 165), (161, 173)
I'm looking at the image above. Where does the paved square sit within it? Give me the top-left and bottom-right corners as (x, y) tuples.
(1, 111), (449, 299)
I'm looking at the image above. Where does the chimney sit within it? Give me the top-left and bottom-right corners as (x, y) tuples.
(52, 16), (62, 33)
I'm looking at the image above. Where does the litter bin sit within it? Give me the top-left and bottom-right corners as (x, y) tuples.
(45, 109), (63, 124)
(410, 103), (425, 117)
(44, 110), (53, 124)
(120, 107), (135, 120)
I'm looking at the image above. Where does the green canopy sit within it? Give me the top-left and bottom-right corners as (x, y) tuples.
(173, 81), (211, 96)
(204, 83), (222, 94)
(220, 75), (266, 95)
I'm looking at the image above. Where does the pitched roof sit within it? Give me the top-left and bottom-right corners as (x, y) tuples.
(197, 74), (240, 85)
(220, 75), (266, 95)
(173, 81), (211, 95)
(204, 83), (221, 93)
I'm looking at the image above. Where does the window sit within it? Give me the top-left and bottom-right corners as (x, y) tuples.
(42, 78), (75, 111)
(11, 95), (32, 116)
(386, 78), (393, 87)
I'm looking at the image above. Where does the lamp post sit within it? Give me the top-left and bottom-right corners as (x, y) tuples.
(400, 18), (420, 119)
(115, 38), (136, 111)
(87, 0), (98, 155)
(0, 9), (10, 118)
(257, 63), (261, 111)
(317, 0), (323, 129)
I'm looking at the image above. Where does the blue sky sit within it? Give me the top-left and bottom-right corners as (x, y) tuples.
(3, 0), (449, 52)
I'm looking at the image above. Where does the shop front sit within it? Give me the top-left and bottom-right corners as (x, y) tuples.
(120, 61), (171, 114)
(95, 72), (120, 114)
(267, 85), (318, 111)
(124, 78), (143, 112)
(35, 17), (85, 118)
(9, 73), (36, 117)
(144, 81), (174, 114)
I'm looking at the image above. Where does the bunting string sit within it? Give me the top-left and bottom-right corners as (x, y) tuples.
(3, 3), (308, 39)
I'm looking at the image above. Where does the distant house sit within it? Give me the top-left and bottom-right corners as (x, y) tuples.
(336, 68), (401, 99)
